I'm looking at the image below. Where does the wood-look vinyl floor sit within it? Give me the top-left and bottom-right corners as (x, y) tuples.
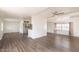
(0, 33), (79, 52)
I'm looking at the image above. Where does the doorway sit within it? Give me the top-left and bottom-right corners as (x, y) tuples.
(23, 21), (29, 36)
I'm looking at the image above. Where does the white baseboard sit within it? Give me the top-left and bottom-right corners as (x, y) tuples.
(31, 34), (47, 39)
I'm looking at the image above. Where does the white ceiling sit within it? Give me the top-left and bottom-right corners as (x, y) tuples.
(0, 7), (79, 18)
(0, 7), (47, 18)
(48, 7), (79, 13)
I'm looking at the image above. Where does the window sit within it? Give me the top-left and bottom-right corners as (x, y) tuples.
(55, 23), (69, 35)
(56, 23), (69, 31)
(56, 24), (62, 31)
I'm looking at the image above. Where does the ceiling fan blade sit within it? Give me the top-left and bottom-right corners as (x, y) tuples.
(55, 12), (64, 15)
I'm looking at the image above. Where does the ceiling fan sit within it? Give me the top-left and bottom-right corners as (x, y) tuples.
(52, 11), (64, 15)
(48, 11), (64, 18)
(48, 8), (64, 17)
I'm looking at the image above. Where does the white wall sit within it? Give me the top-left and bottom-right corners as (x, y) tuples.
(19, 20), (23, 33)
(47, 22), (55, 33)
(0, 19), (4, 40)
(29, 13), (47, 39)
(3, 18), (20, 33)
(73, 22), (79, 37)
